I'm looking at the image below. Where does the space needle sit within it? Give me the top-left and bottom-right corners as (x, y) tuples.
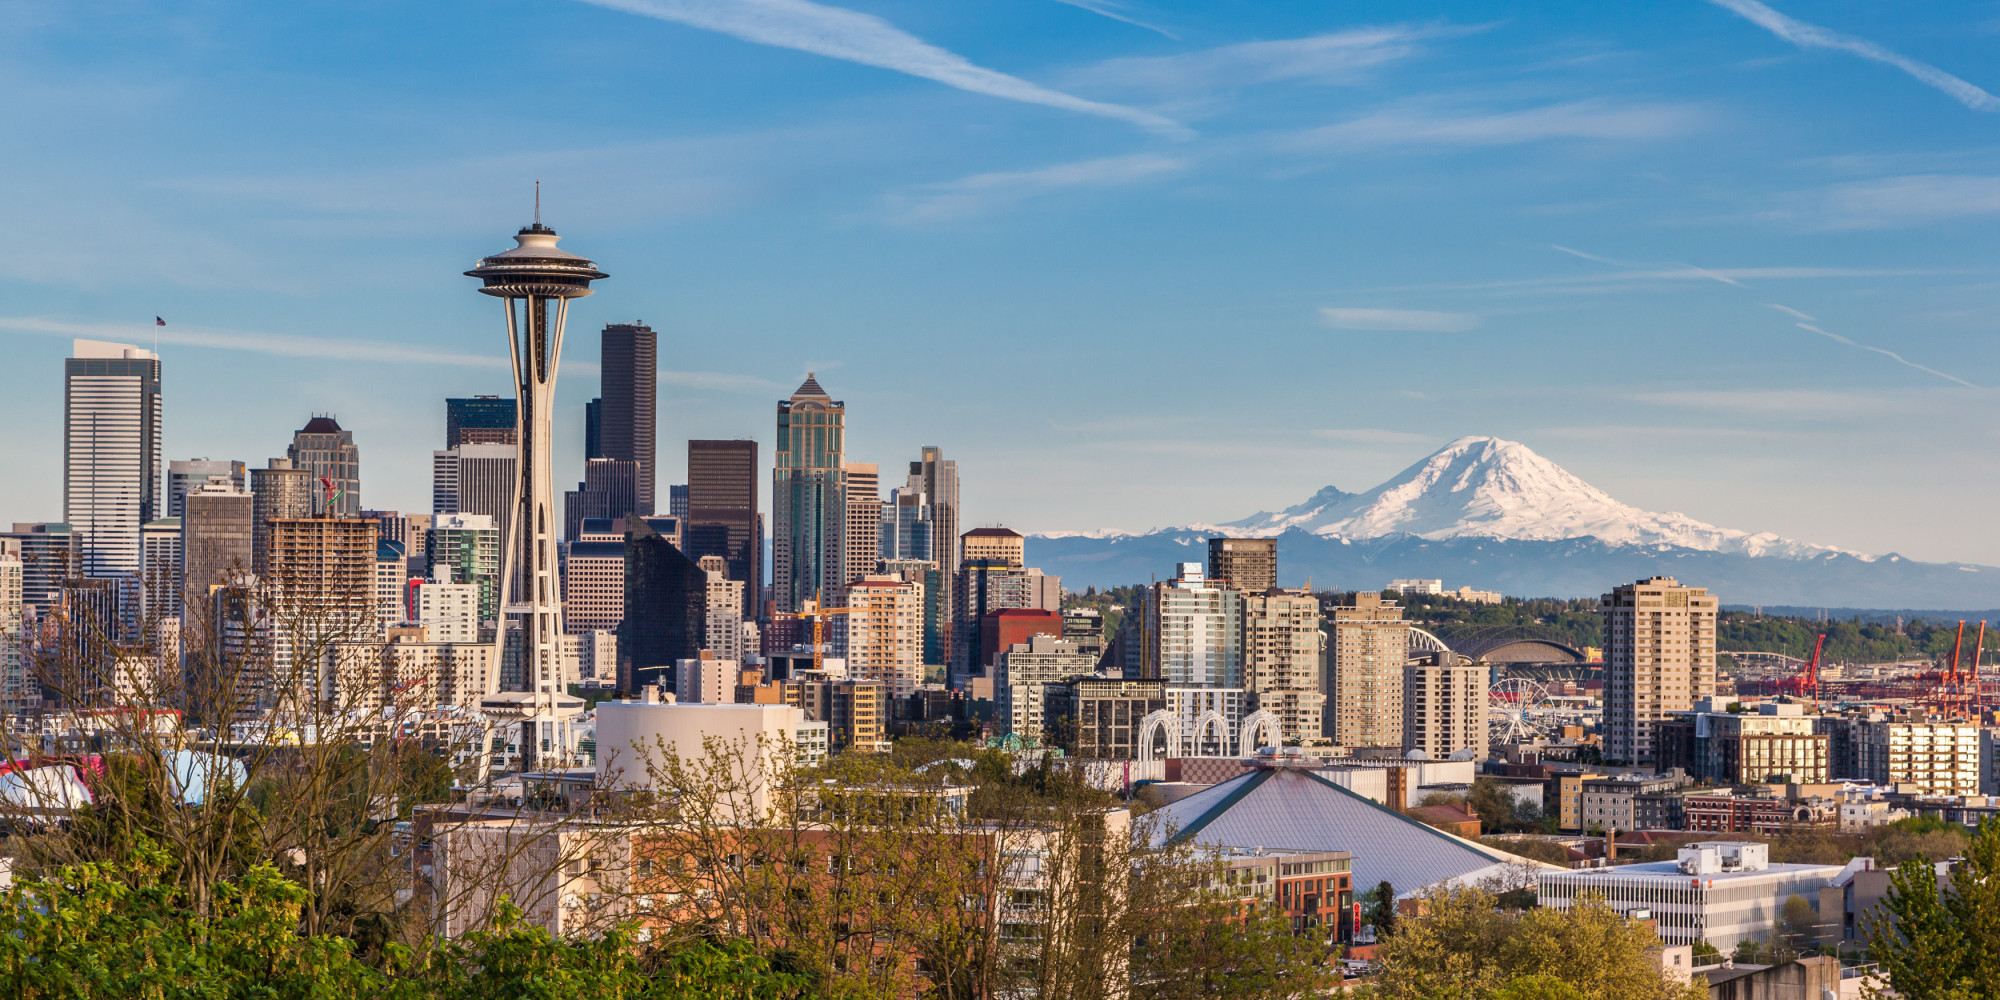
(467, 192), (606, 772)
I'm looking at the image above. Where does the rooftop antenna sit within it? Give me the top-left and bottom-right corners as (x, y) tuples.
(534, 180), (541, 227)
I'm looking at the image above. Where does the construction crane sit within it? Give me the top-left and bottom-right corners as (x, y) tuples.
(1802, 632), (1825, 711)
(773, 589), (855, 674)
(1974, 621), (1989, 718)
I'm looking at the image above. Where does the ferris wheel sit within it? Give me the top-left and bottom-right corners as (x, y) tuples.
(1489, 678), (1557, 743)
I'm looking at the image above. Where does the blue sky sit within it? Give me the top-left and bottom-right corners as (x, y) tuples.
(3, 0), (1998, 564)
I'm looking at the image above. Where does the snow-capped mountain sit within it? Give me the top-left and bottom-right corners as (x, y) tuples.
(1219, 436), (1855, 559)
(1025, 436), (1998, 608)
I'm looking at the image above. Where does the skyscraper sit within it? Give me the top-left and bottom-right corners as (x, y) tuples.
(600, 323), (657, 517)
(1403, 651), (1488, 761)
(620, 516), (706, 693)
(669, 484), (688, 519)
(842, 462), (880, 587)
(908, 447), (959, 580)
(427, 514), (501, 625)
(140, 517), (182, 632)
(265, 516), (378, 706)
(445, 396), (517, 447)
(287, 416), (361, 516)
(0, 548), (31, 713)
(773, 375), (846, 613)
(878, 487), (934, 562)
(3, 523), (73, 613)
(249, 458), (312, 580)
(583, 398), (603, 459)
(1326, 591), (1409, 748)
(64, 339), (161, 580)
(1137, 562), (1243, 688)
(1602, 576), (1717, 765)
(434, 443), (516, 541)
(180, 482), (253, 619)
(686, 440), (760, 618)
(1242, 588), (1325, 744)
(168, 459), (246, 519)
(1207, 537), (1276, 592)
(563, 458), (640, 541)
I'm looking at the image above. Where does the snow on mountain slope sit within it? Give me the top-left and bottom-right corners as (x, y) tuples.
(1217, 436), (1862, 560)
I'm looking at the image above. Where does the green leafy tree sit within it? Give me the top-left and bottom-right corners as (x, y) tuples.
(1865, 818), (2000, 999)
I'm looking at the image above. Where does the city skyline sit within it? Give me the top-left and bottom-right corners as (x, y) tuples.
(3, 2), (2000, 565)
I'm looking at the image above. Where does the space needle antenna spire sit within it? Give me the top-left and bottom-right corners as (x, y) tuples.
(466, 193), (608, 778)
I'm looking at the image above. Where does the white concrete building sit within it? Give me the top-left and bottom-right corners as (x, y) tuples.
(594, 697), (828, 819)
(1538, 842), (1846, 949)
(995, 634), (1098, 740)
(675, 651), (737, 705)
(413, 571), (480, 644)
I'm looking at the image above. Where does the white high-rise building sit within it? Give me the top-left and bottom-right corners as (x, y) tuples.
(698, 555), (745, 664)
(0, 549), (31, 713)
(140, 517), (182, 634)
(413, 567), (480, 644)
(167, 459), (245, 519)
(1139, 563), (1243, 688)
(676, 651), (737, 705)
(65, 339), (162, 580)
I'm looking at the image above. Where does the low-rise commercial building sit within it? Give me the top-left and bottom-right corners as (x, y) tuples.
(1538, 842), (1844, 949)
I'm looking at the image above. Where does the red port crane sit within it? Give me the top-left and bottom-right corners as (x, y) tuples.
(1802, 632), (1826, 711)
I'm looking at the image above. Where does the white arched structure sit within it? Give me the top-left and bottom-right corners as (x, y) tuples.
(1138, 709), (1182, 762)
(1238, 709), (1283, 754)
(1192, 709), (1231, 757)
(1408, 627), (1452, 654)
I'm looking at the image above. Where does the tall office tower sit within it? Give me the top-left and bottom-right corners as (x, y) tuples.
(842, 463), (880, 588)
(1207, 537), (1276, 592)
(65, 339), (162, 580)
(951, 559), (1061, 687)
(5, 523), (74, 614)
(426, 514), (501, 624)
(264, 517), (378, 705)
(47, 578), (121, 703)
(907, 447), (959, 579)
(669, 485), (688, 519)
(619, 516), (706, 693)
(773, 375), (846, 613)
(249, 458), (312, 580)
(562, 530), (626, 634)
(699, 554), (746, 664)
(961, 527), (1025, 567)
(687, 440), (760, 616)
(583, 398), (603, 459)
(140, 518), (182, 633)
(1242, 588), (1325, 744)
(600, 323), (657, 517)
(1602, 576), (1717, 765)
(563, 458), (640, 540)
(879, 558), (944, 669)
(1403, 651), (1488, 761)
(168, 459), (246, 519)
(878, 488), (934, 562)
(841, 574), (923, 697)
(181, 483), (253, 619)
(431, 450), (459, 514)
(1137, 562), (1244, 688)
(287, 416), (362, 516)
(445, 396), (517, 447)
(1326, 592), (1410, 748)
(0, 549), (32, 713)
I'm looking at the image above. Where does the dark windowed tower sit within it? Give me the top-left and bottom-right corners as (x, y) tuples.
(686, 440), (760, 617)
(599, 324), (657, 516)
(619, 516), (706, 693)
(446, 396), (517, 447)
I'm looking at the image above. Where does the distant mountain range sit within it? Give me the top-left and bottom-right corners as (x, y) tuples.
(1026, 436), (2000, 609)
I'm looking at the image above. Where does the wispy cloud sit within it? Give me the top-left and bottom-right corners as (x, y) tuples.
(886, 153), (1184, 223)
(1050, 0), (1176, 39)
(1076, 26), (1442, 93)
(1319, 307), (1478, 332)
(0, 316), (507, 368)
(1763, 303), (1815, 322)
(1812, 174), (2000, 229)
(1792, 321), (1978, 388)
(1285, 99), (1701, 149)
(578, 0), (1189, 136)
(1312, 428), (1432, 444)
(1706, 0), (2000, 112)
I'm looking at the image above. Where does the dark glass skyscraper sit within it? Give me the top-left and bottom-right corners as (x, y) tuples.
(619, 516), (705, 693)
(686, 439), (760, 614)
(583, 397), (603, 459)
(445, 396), (517, 447)
(599, 324), (657, 516)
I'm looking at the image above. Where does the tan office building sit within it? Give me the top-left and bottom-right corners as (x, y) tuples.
(1243, 588), (1324, 743)
(1602, 577), (1717, 765)
(960, 527), (1025, 568)
(1326, 592), (1408, 747)
(1403, 651), (1488, 760)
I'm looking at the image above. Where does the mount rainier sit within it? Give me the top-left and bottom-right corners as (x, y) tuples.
(1027, 436), (1999, 608)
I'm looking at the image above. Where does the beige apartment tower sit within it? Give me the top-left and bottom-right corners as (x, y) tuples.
(1207, 537), (1276, 592)
(1404, 651), (1489, 760)
(1325, 591), (1409, 747)
(1602, 576), (1718, 765)
(1242, 588), (1325, 743)
(842, 462), (881, 587)
(960, 527), (1025, 568)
